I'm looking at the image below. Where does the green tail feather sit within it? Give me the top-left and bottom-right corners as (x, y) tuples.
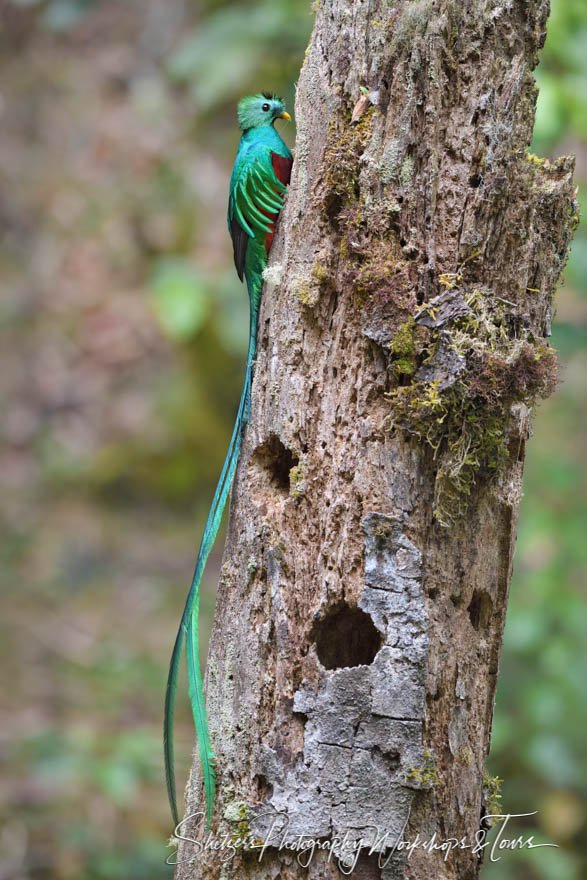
(164, 622), (184, 828)
(164, 313), (257, 831)
(186, 601), (216, 829)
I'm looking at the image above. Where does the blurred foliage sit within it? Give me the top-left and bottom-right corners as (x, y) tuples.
(0, 1), (584, 879)
(486, 3), (587, 878)
(486, 353), (587, 880)
(149, 257), (210, 341)
(9, 0), (103, 32)
(533, 0), (587, 154)
(532, 0), (587, 311)
(167, 0), (312, 114)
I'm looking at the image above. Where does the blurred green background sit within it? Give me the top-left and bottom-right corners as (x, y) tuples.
(0, 1), (584, 878)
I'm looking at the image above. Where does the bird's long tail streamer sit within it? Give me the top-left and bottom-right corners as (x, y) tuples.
(164, 304), (259, 831)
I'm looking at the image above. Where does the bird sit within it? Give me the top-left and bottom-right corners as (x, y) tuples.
(164, 92), (293, 832)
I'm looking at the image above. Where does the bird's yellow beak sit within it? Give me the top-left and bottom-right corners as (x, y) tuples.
(278, 111), (292, 121)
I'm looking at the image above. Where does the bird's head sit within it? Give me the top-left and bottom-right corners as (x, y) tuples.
(237, 92), (291, 131)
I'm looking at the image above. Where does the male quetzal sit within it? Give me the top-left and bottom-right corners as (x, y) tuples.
(164, 92), (293, 830)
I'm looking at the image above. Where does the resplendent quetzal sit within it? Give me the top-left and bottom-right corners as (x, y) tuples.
(164, 92), (293, 830)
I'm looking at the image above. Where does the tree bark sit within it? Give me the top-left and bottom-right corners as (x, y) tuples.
(177, 1), (577, 878)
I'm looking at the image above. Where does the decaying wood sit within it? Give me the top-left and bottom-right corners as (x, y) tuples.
(177, 1), (577, 878)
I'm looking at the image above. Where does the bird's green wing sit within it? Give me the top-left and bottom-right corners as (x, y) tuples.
(228, 143), (287, 279)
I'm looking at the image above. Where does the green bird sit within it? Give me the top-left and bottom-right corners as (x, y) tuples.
(164, 92), (293, 831)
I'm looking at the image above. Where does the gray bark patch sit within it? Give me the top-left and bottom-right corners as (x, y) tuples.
(250, 514), (429, 864)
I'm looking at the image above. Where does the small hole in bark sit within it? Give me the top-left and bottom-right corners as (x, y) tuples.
(312, 604), (381, 669)
(253, 774), (274, 800)
(468, 589), (493, 630)
(324, 192), (342, 223)
(373, 745), (400, 772)
(433, 684), (444, 701)
(352, 851), (383, 879)
(250, 434), (298, 495)
(469, 174), (481, 188)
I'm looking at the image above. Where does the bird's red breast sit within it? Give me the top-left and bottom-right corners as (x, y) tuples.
(271, 153), (293, 186)
(263, 152), (294, 252)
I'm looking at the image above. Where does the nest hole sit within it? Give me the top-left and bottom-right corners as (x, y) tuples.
(312, 604), (381, 670)
(351, 851), (383, 879)
(252, 773), (274, 800)
(468, 589), (493, 630)
(250, 434), (298, 495)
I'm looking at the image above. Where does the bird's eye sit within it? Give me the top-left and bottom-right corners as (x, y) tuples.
(262, 103), (270, 112)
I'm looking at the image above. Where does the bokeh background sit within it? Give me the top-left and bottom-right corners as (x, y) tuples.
(0, 1), (584, 878)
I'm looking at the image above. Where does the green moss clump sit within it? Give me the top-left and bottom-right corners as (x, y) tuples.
(340, 231), (415, 321)
(322, 109), (375, 205)
(296, 280), (313, 306)
(236, 802), (250, 842)
(289, 463), (305, 500)
(321, 107), (416, 325)
(373, 520), (394, 539)
(353, 238), (399, 294)
(223, 801), (251, 845)
(386, 288), (558, 526)
(297, 259), (331, 307)
(483, 772), (503, 820)
(526, 151), (546, 168)
(406, 748), (442, 788)
(388, 316), (419, 377)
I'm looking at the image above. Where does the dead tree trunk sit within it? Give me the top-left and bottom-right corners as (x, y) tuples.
(177, 1), (577, 878)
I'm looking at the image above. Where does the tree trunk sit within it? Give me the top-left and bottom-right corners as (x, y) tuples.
(176, 1), (577, 878)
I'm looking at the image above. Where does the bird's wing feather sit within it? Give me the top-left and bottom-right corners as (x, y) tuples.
(230, 216), (247, 282)
(228, 143), (287, 277)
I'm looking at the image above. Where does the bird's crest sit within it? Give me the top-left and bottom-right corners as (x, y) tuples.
(262, 90), (284, 102)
